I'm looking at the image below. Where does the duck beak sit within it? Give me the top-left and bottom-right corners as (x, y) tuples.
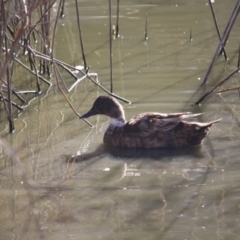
(79, 107), (98, 119)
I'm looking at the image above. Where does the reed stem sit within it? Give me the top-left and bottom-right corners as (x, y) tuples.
(208, 0), (227, 60)
(75, 0), (87, 70)
(116, 0), (120, 37)
(145, 12), (148, 40)
(109, 0), (113, 93)
(202, 0), (240, 84)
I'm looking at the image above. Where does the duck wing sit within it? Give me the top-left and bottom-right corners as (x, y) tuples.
(124, 112), (201, 135)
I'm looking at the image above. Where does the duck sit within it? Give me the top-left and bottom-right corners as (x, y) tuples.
(80, 95), (221, 148)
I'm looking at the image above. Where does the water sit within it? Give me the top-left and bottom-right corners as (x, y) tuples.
(1, 0), (240, 239)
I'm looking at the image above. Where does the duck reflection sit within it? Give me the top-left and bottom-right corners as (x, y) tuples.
(63, 144), (204, 164)
(105, 144), (204, 160)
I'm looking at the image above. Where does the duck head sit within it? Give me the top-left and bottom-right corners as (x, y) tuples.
(80, 96), (126, 122)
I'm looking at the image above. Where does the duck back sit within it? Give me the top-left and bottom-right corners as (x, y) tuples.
(103, 113), (220, 148)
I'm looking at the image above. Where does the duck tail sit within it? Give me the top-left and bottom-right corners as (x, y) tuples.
(181, 113), (203, 119)
(190, 118), (222, 128)
(205, 118), (222, 126)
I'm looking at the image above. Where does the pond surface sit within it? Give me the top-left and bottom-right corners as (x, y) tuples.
(1, 0), (240, 239)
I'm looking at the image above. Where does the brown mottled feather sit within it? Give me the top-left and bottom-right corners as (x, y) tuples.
(80, 96), (221, 148)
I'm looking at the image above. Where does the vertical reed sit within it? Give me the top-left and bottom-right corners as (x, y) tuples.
(75, 0), (87, 70)
(115, 0), (120, 37)
(5, 37), (14, 132)
(190, 28), (192, 41)
(238, 41), (240, 68)
(145, 13), (148, 40)
(60, 0), (65, 17)
(202, 0), (240, 84)
(208, 0), (227, 60)
(109, 0), (113, 93)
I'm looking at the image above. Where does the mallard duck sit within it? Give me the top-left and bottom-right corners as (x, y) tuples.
(80, 96), (221, 148)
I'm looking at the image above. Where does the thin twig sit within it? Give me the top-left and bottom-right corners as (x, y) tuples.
(14, 57), (52, 86)
(51, 0), (93, 127)
(0, 18), (26, 88)
(25, 0), (56, 41)
(54, 65), (93, 126)
(208, 0), (227, 60)
(28, 51), (41, 93)
(3, 97), (24, 110)
(215, 86), (240, 93)
(86, 74), (131, 104)
(2, 83), (26, 103)
(202, 0), (240, 84)
(195, 66), (240, 105)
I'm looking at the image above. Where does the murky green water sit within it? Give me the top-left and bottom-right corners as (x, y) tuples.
(1, 0), (240, 239)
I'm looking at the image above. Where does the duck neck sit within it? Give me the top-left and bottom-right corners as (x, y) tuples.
(109, 117), (126, 127)
(109, 104), (126, 127)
